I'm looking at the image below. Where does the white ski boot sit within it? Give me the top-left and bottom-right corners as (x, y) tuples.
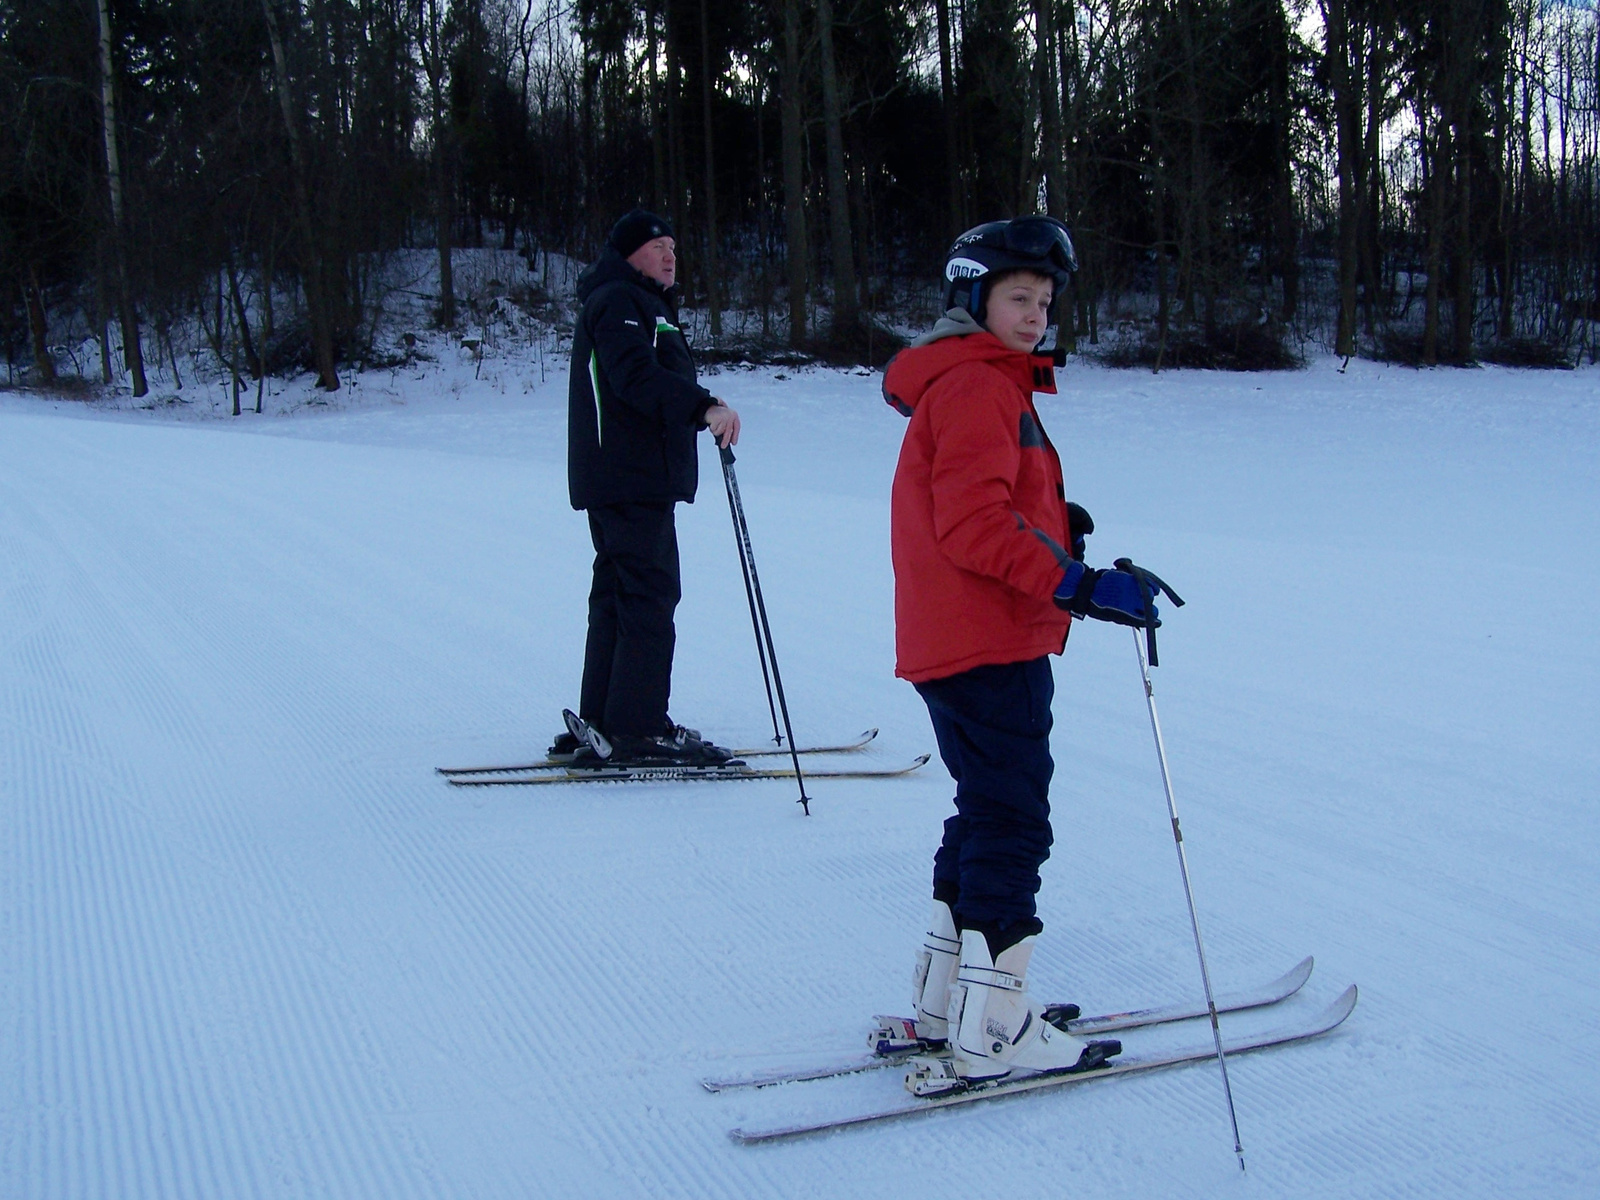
(906, 927), (1119, 1095)
(870, 900), (960, 1055)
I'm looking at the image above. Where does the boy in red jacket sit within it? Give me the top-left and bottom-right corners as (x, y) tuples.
(880, 218), (1163, 1094)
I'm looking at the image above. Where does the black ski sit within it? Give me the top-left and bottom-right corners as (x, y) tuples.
(726, 985), (1357, 1142)
(445, 754), (931, 787)
(701, 956), (1314, 1092)
(436, 729), (879, 777)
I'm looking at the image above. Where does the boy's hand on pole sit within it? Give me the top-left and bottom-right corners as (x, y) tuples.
(704, 400), (741, 447)
(1054, 562), (1159, 627)
(1053, 558), (1181, 629)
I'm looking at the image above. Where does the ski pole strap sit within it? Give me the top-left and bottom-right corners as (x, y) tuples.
(1113, 558), (1184, 668)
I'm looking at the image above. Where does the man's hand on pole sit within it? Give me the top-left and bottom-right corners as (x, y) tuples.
(704, 399), (741, 448)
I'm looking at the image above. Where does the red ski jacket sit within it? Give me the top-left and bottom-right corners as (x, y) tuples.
(884, 320), (1076, 683)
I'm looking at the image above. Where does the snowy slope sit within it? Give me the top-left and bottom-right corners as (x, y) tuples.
(1, 351), (1597, 1199)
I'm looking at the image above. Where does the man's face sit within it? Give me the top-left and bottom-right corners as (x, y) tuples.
(984, 271), (1053, 353)
(627, 236), (677, 288)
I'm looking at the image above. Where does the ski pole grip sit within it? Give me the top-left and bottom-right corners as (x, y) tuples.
(1114, 557), (1163, 668)
(719, 444), (736, 466)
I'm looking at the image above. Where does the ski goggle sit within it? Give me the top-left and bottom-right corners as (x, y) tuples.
(1000, 216), (1079, 275)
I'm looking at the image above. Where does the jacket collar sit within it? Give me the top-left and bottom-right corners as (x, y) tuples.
(576, 246), (678, 307)
(882, 311), (1056, 416)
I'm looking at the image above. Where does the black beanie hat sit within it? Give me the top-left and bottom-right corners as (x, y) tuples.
(608, 209), (675, 259)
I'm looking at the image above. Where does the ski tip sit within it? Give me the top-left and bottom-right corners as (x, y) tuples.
(1252, 983), (1357, 1047)
(911, 753), (931, 767)
(1283, 955), (1314, 990)
(729, 1124), (805, 1144)
(1329, 983), (1358, 1023)
(860, 728), (879, 742)
(1295, 984), (1358, 1039)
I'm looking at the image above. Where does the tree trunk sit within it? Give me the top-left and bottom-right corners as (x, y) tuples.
(1154, 176), (1170, 372)
(1176, 0), (1210, 335)
(936, 0), (962, 238)
(1272, 0), (1300, 321)
(1362, 36), (1387, 330)
(1328, 0), (1360, 356)
(699, 0), (722, 338)
(160, 316), (182, 389)
(815, 0), (859, 337)
(94, 255), (112, 383)
(780, 0), (809, 346)
(1502, 37), (1531, 341)
(1033, 0), (1068, 347)
(262, 237), (277, 355)
(1034, 0), (1065, 217)
(225, 251), (260, 378)
(261, 0), (338, 390)
(755, 76), (772, 341)
(425, 0), (456, 329)
(1452, 132), (1473, 360)
(648, 0), (665, 212)
(436, 134), (456, 328)
(97, 0), (147, 396)
(24, 268), (54, 385)
(1422, 110), (1444, 365)
(665, 12), (689, 302)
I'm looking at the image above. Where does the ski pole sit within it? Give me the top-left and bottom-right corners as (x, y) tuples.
(1132, 627), (1246, 1172)
(718, 444), (812, 815)
(720, 451), (783, 747)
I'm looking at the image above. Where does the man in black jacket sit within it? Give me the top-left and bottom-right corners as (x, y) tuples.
(559, 209), (741, 766)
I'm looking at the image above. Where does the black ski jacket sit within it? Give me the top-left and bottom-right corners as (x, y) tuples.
(568, 250), (714, 510)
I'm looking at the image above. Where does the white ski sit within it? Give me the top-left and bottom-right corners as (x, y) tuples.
(445, 755), (931, 786)
(727, 985), (1357, 1142)
(702, 956), (1314, 1092)
(436, 729), (880, 776)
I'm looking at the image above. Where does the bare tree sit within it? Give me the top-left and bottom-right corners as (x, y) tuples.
(815, 0), (858, 337)
(261, 0), (339, 389)
(96, 0), (146, 395)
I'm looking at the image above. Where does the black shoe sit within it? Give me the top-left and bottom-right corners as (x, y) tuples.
(663, 717), (703, 741)
(607, 730), (738, 767)
(547, 731), (582, 759)
(663, 719), (738, 759)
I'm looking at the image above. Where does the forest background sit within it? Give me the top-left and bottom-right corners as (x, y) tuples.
(2, 0), (1597, 392)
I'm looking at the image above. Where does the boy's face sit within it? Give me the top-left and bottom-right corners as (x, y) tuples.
(984, 271), (1054, 353)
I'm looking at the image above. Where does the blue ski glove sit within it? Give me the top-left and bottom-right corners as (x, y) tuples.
(1065, 502), (1093, 562)
(1054, 561), (1160, 627)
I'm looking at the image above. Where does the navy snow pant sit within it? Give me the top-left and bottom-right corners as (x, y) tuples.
(579, 501), (680, 738)
(914, 656), (1055, 940)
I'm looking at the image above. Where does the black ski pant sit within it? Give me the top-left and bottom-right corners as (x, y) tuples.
(915, 656), (1055, 941)
(579, 501), (681, 739)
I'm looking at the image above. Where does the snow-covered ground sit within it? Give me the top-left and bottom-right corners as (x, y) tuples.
(1, 345), (1596, 1199)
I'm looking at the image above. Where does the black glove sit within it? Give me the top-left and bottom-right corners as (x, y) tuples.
(1065, 502), (1093, 562)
